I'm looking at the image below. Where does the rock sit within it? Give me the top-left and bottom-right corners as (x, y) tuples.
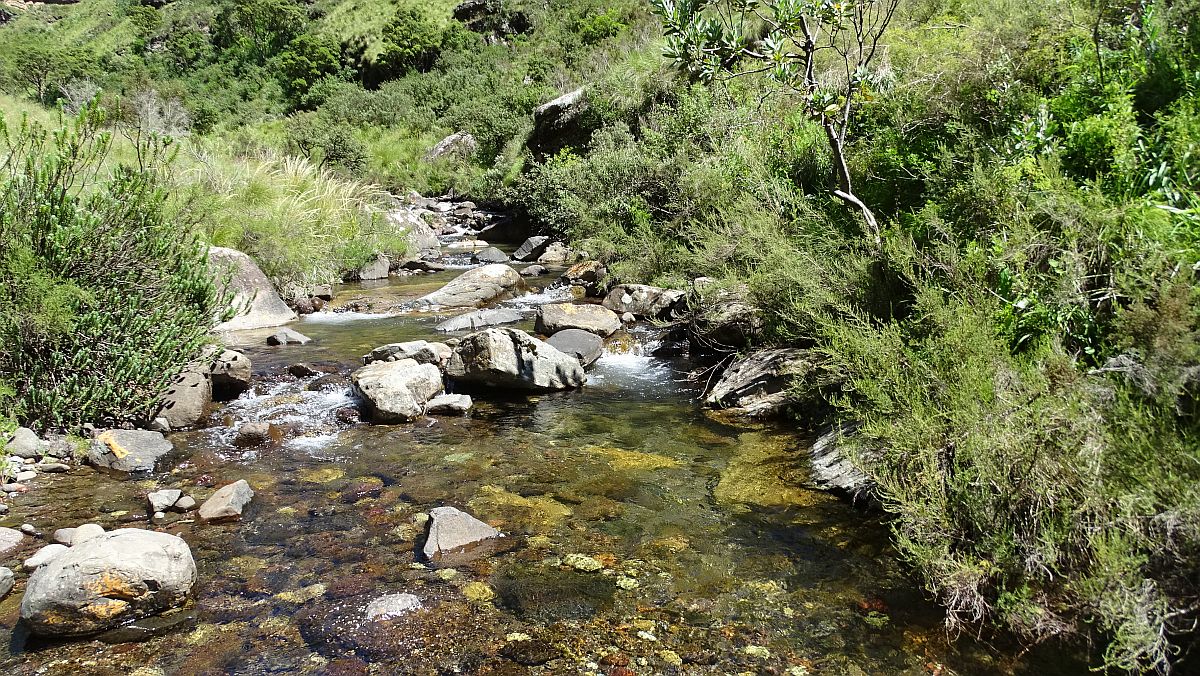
(5, 427), (44, 459)
(353, 252), (390, 281)
(173, 495), (197, 512)
(529, 88), (588, 157)
(425, 393), (472, 415)
(351, 359), (445, 423)
(24, 544), (68, 571)
(15, 470), (36, 482)
(426, 131), (478, 161)
(602, 284), (685, 319)
(293, 295), (315, 315)
(477, 216), (527, 244)
(0, 566), (12, 599)
(446, 239), (489, 250)
(535, 303), (620, 337)
(563, 553), (603, 572)
(474, 246), (509, 264)
(519, 264), (547, 277)
(435, 308), (523, 332)
(267, 328), (311, 346)
(19, 524), (36, 535)
(402, 259), (447, 273)
(536, 241), (573, 264)
(366, 592), (423, 620)
(362, 340), (450, 366)
(513, 236), (550, 262)
(810, 424), (874, 499)
(35, 462), (70, 473)
(560, 260), (606, 294)
(446, 328), (586, 391)
(690, 286), (764, 354)
(621, 312), (635, 324)
(386, 210), (442, 259)
(156, 369), (211, 429)
(288, 363), (320, 378)
(415, 264), (522, 308)
(0, 526), (22, 555)
(148, 417), (171, 433)
(53, 528), (77, 545)
(20, 529), (196, 637)
(87, 430), (174, 474)
(703, 348), (812, 416)
(234, 422), (272, 446)
(198, 479), (254, 522)
(307, 373), (351, 393)
(210, 247), (298, 332)
(72, 523), (105, 545)
(545, 329), (604, 368)
(422, 506), (501, 563)
(148, 489), (183, 513)
(312, 284), (334, 300)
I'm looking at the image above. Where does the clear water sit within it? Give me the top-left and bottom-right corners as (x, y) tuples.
(0, 269), (1087, 675)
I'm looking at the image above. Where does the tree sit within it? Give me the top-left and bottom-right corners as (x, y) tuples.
(276, 33), (343, 109)
(652, 0), (899, 245)
(369, 8), (443, 86)
(6, 36), (93, 104)
(215, 0), (307, 64)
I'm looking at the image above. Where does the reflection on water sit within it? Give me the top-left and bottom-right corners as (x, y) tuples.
(0, 272), (1087, 675)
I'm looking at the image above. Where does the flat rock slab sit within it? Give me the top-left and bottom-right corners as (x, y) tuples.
(545, 329), (604, 368)
(422, 506), (501, 563)
(425, 393), (472, 415)
(267, 328), (311, 346)
(536, 303), (620, 337)
(512, 236), (550, 262)
(436, 308), (523, 333)
(199, 480), (254, 522)
(88, 430), (175, 474)
(366, 593), (423, 620)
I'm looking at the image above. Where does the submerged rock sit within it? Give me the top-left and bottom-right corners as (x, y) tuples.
(87, 430), (175, 474)
(421, 506), (501, 563)
(601, 284), (685, 319)
(20, 529), (196, 637)
(809, 424), (874, 499)
(545, 329), (603, 367)
(267, 328), (311, 346)
(446, 328), (586, 391)
(198, 479), (254, 522)
(435, 308), (522, 332)
(536, 302), (620, 337)
(366, 593), (423, 620)
(210, 246), (297, 332)
(703, 348), (812, 417)
(352, 359), (445, 422)
(234, 422), (272, 446)
(415, 264), (522, 308)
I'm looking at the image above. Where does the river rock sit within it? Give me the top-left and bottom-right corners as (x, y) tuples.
(234, 422), (272, 446)
(363, 340), (450, 366)
(198, 479), (254, 522)
(87, 430), (174, 474)
(536, 303), (620, 337)
(156, 369), (211, 429)
(174, 496), (197, 512)
(703, 348), (811, 417)
(353, 252), (390, 281)
(422, 506), (501, 563)
(267, 328), (311, 346)
(474, 247), (509, 264)
(148, 489), (183, 513)
(425, 393), (472, 415)
(602, 284), (685, 319)
(513, 236), (550, 262)
(0, 527), (24, 555)
(520, 264), (547, 277)
(72, 523), (105, 544)
(5, 427), (44, 459)
(560, 260), (606, 294)
(387, 210), (442, 257)
(20, 529), (196, 637)
(366, 592), (423, 620)
(426, 131), (478, 161)
(446, 328), (586, 391)
(545, 329), (604, 368)
(690, 287), (764, 354)
(415, 264), (522, 308)
(209, 349), (252, 400)
(53, 528), (76, 545)
(536, 241), (573, 264)
(351, 359), (445, 423)
(809, 424), (874, 499)
(0, 566), (12, 599)
(435, 308), (523, 332)
(24, 544), (68, 571)
(210, 247), (298, 332)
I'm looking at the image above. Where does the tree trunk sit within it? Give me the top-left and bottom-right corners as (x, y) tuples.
(822, 118), (880, 247)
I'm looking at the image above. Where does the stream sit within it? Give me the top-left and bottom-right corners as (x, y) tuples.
(0, 257), (1087, 674)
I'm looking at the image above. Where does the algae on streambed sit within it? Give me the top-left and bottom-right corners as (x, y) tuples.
(0, 275), (1086, 675)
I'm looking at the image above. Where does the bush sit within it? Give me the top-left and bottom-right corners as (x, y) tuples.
(0, 106), (229, 431)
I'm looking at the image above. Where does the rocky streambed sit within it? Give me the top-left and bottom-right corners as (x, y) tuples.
(0, 202), (1085, 675)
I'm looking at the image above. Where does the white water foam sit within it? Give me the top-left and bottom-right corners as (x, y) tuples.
(501, 285), (572, 308)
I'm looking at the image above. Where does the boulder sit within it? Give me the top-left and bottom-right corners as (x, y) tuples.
(560, 260), (606, 294)
(288, 363), (320, 378)
(156, 369), (211, 429)
(198, 480), (254, 522)
(351, 359), (445, 423)
(536, 242), (573, 264)
(403, 259), (447, 273)
(422, 506), (501, 563)
(809, 424), (874, 499)
(477, 216), (527, 244)
(362, 340), (451, 367)
(415, 264), (522, 308)
(529, 88), (588, 158)
(474, 247), (509, 264)
(703, 348), (812, 417)
(209, 349), (252, 400)
(5, 427), (44, 459)
(435, 308), (523, 333)
(387, 210), (442, 258)
(446, 328), (586, 391)
(512, 236), (550, 262)
(148, 489), (182, 513)
(210, 247), (297, 332)
(0, 566), (12, 600)
(690, 286), (764, 354)
(535, 303), (620, 338)
(520, 264), (547, 277)
(601, 284), (685, 319)
(24, 544), (68, 571)
(545, 329), (604, 368)
(354, 253), (390, 281)
(87, 430), (175, 474)
(0, 527), (24, 556)
(174, 496), (197, 512)
(267, 328), (311, 346)
(426, 131), (478, 161)
(425, 393), (472, 415)
(53, 528), (77, 545)
(20, 529), (196, 637)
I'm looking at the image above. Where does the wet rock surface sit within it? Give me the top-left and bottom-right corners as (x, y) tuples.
(351, 359), (444, 422)
(446, 328), (586, 391)
(415, 264), (521, 308)
(545, 328), (604, 367)
(87, 429), (175, 473)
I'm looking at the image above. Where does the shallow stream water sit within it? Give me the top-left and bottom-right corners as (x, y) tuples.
(0, 266), (1087, 675)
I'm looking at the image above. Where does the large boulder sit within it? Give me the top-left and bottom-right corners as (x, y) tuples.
(353, 253), (390, 281)
(351, 359), (445, 422)
(536, 303), (620, 338)
(5, 427), (44, 459)
(689, 284), (764, 355)
(209, 349), (252, 400)
(536, 242), (573, 265)
(20, 529), (196, 637)
(529, 88), (589, 158)
(446, 328), (585, 391)
(435, 308), (523, 333)
(156, 369), (211, 429)
(426, 131), (478, 161)
(703, 348), (812, 417)
(209, 247), (297, 332)
(545, 329), (604, 368)
(415, 264), (522, 308)
(422, 506), (501, 563)
(388, 209), (442, 258)
(87, 430), (175, 474)
(601, 284), (685, 319)
(560, 260), (606, 295)
(512, 236), (550, 262)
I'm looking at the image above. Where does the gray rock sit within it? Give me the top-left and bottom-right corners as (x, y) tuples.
(288, 363), (320, 377)
(366, 592), (422, 620)
(545, 329), (604, 368)
(234, 422), (271, 446)
(402, 259), (447, 272)
(20, 523), (36, 535)
(173, 495), (197, 512)
(87, 430), (174, 474)
(354, 252), (390, 281)
(535, 303), (620, 338)
(621, 312), (635, 324)
(426, 131), (478, 161)
(148, 489), (183, 513)
(0, 526), (23, 555)
(20, 529), (196, 637)
(536, 241), (573, 264)
(601, 284), (685, 319)
(5, 427), (44, 459)
(267, 328), (311, 346)
(53, 528), (77, 545)
(24, 544), (68, 571)
(476, 217), (527, 244)
(809, 424), (874, 499)
(36, 462), (70, 473)
(703, 348), (812, 417)
(0, 566), (12, 599)
(351, 359), (445, 423)
(529, 88), (588, 157)
(519, 264), (548, 277)
(446, 328), (586, 391)
(474, 247), (509, 264)
(72, 523), (105, 545)
(210, 247), (298, 332)
(307, 373), (351, 393)
(362, 340), (450, 366)
(560, 260), (606, 294)
(422, 506), (501, 563)
(690, 286), (764, 354)
(198, 480), (254, 522)
(387, 210), (442, 257)
(425, 393), (473, 415)
(147, 417), (171, 433)
(15, 470), (36, 482)
(156, 369), (211, 430)
(435, 308), (523, 333)
(513, 236), (550, 262)
(415, 264), (522, 308)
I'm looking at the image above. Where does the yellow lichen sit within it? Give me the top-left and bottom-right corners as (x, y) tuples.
(585, 445), (679, 472)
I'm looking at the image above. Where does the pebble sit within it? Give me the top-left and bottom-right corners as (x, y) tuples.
(20, 523), (36, 535)
(564, 553), (603, 572)
(744, 645), (771, 659)
(154, 511), (167, 520)
(24, 543), (68, 571)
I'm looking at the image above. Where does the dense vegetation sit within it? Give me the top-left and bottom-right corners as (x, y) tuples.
(1, 0), (1197, 670)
